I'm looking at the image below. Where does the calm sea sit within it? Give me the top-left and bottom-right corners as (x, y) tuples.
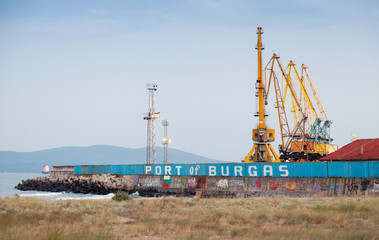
(0, 172), (114, 200)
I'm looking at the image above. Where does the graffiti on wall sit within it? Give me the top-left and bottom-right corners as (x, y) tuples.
(314, 182), (328, 192)
(125, 175), (377, 195)
(256, 179), (262, 189)
(360, 180), (370, 191)
(141, 177), (160, 187)
(345, 180), (372, 194)
(250, 179), (263, 189)
(251, 179), (257, 188)
(314, 183), (322, 193)
(314, 183), (320, 192)
(269, 180), (279, 190)
(299, 182), (307, 191)
(207, 178), (217, 188)
(373, 182), (379, 193)
(188, 178), (196, 188)
(182, 178), (187, 187)
(285, 181), (296, 191)
(244, 179), (250, 188)
(229, 180), (244, 188)
(217, 179), (228, 189)
(347, 183), (359, 194)
(130, 176), (139, 185)
(335, 183), (344, 194)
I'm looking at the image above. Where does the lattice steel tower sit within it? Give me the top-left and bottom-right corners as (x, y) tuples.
(144, 84), (160, 164)
(161, 119), (171, 164)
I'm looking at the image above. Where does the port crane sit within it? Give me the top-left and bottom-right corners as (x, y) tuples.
(244, 27), (280, 163)
(264, 54), (336, 161)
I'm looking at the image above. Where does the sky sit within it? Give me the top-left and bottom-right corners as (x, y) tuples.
(1, 0), (379, 162)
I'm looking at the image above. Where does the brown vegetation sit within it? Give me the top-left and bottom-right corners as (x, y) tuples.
(0, 196), (378, 239)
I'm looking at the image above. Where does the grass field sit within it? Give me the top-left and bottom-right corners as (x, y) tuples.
(0, 195), (378, 240)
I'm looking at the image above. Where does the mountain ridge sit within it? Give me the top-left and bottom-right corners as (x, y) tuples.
(0, 145), (227, 173)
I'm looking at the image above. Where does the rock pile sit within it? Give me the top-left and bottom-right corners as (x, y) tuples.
(15, 174), (131, 195)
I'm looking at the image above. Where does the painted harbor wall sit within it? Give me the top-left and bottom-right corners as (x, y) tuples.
(124, 175), (379, 197)
(74, 162), (379, 179)
(66, 162), (379, 197)
(18, 172), (379, 197)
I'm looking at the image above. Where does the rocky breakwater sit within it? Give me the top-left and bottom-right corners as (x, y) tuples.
(15, 174), (133, 195)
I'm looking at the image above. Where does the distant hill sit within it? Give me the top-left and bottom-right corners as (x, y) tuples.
(0, 145), (226, 173)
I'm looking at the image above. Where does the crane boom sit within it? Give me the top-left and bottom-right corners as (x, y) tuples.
(257, 27), (265, 130)
(263, 53), (335, 161)
(274, 57), (304, 117)
(289, 61), (319, 120)
(273, 70), (291, 148)
(302, 64), (330, 121)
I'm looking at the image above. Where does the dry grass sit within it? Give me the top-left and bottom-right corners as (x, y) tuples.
(0, 196), (378, 240)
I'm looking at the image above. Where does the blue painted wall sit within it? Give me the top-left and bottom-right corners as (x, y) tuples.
(73, 161), (379, 178)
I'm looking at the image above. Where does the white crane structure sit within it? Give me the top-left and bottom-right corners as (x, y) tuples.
(144, 83), (160, 165)
(162, 119), (171, 164)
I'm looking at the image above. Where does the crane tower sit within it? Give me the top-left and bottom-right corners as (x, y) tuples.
(162, 119), (171, 164)
(244, 27), (280, 163)
(144, 83), (160, 164)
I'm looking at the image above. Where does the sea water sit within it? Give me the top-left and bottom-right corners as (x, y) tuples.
(0, 172), (114, 200)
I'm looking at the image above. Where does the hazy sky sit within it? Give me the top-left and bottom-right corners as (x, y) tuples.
(1, 0), (379, 162)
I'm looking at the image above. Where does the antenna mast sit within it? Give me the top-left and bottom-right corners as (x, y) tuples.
(144, 83), (160, 164)
(162, 119), (171, 164)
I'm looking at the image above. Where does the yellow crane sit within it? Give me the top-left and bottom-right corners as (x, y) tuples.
(264, 54), (336, 161)
(244, 27), (280, 163)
